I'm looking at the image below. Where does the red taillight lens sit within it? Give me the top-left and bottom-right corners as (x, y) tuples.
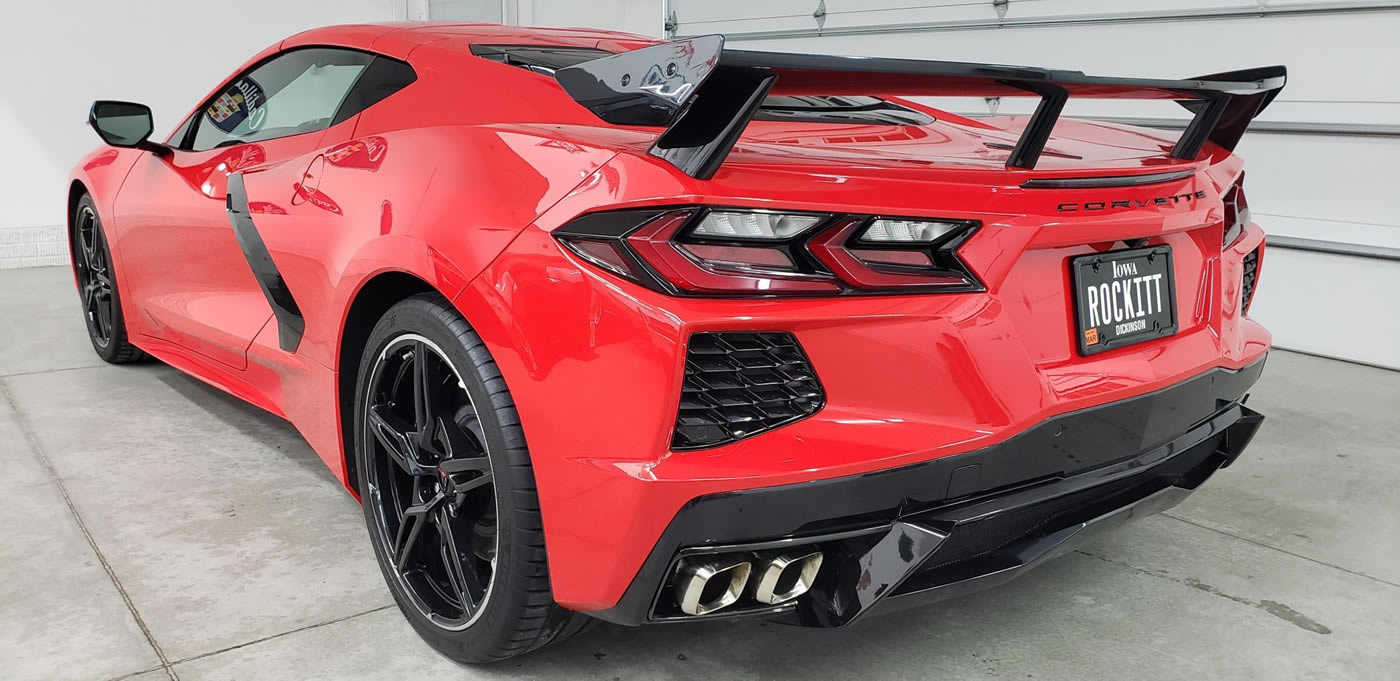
(554, 207), (981, 297)
(625, 211), (841, 294)
(808, 218), (979, 292)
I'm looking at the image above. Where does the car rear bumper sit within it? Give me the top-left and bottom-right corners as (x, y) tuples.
(587, 356), (1265, 626)
(456, 213), (1269, 613)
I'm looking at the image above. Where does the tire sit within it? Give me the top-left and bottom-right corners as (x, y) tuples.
(353, 293), (592, 664)
(70, 194), (145, 364)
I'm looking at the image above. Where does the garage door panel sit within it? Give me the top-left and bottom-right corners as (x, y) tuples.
(1236, 133), (1396, 231)
(675, 0), (816, 26)
(684, 14), (816, 35)
(679, 0), (1337, 32)
(1256, 215), (1400, 252)
(819, 2), (1002, 28)
(732, 13), (1400, 110)
(817, 0), (1271, 29)
(1249, 250), (1400, 370)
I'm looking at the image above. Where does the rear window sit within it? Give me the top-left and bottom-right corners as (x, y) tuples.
(473, 44), (934, 126)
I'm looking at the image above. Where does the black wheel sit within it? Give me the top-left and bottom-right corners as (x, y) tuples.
(354, 293), (592, 664)
(71, 195), (144, 363)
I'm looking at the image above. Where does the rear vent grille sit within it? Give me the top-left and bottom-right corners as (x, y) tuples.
(1241, 247), (1260, 313)
(673, 332), (824, 450)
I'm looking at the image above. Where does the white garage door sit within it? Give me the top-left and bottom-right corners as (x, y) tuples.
(666, 0), (1400, 369)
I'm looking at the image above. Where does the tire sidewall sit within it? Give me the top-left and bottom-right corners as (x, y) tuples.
(71, 195), (128, 361)
(353, 295), (543, 661)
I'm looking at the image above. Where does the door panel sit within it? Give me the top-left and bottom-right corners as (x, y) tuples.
(111, 47), (379, 371)
(115, 133), (331, 369)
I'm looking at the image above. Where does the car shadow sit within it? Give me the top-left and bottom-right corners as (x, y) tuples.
(154, 366), (341, 486)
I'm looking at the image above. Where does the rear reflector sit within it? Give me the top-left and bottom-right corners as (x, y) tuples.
(678, 243), (796, 270)
(563, 239), (636, 278)
(848, 249), (934, 267)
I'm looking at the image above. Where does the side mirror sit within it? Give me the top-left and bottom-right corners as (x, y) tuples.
(88, 101), (170, 157)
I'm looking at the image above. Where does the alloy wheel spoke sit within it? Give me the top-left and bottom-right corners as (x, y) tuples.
(412, 341), (436, 435)
(438, 449), (492, 499)
(436, 507), (477, 616)
(82, 281), (99, 309)
(438, 415), (485, 459)
(393, 484), (444, 571)
(80, 230), (97, 271)
(438, 456), (491, 476)
(95, 297), (112, 338)
(368, 404), (433, 476)
(445, 466), (492, 496)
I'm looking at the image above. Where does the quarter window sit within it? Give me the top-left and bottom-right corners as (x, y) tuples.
(189, 48), (373, 151)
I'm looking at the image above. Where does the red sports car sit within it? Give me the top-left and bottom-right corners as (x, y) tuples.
(70, 22), (1280, 663)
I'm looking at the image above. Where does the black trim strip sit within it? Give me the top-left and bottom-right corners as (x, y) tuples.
(1020, 168), (1198, 189)
(226, 173), (304, 352)
(649, 72), (777, 179)
(1006, 83), (1068, 170)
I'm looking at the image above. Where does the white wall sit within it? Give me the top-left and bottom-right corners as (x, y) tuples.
(0, 0), (397, 267)
(425, 0), (663, 36)
(666, 0), (1400, 368)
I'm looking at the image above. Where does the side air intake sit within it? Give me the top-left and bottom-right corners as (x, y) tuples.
(673, 332), (824, 449)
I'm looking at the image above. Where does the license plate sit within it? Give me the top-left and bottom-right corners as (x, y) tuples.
(1071, 245), (1177, 355)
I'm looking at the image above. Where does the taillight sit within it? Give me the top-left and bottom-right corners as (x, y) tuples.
(809, 217), (979, 291)
(1222, 174), (1250, 247)
(555, 207), (981, 297)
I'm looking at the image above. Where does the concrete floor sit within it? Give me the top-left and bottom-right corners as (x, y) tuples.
(1, 265), (1397, 681)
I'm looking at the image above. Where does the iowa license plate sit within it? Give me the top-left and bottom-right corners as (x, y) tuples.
(1071, 245), (1178, 355)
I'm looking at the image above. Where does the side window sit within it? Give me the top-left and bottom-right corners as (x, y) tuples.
(167, 112), (197, 148)
(332, 56), (417, 126)
(189, 48), (373, 152)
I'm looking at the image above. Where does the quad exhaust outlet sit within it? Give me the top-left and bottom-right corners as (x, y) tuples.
(750, 550), (823, 605)
(674, 556), (751, 616)
(673, 549), (824, 616)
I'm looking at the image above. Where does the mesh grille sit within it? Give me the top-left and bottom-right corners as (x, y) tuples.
(1241, 247), (1260, 313)
(673, 332), (824, 449)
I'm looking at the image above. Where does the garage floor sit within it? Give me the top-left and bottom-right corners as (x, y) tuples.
(2, 265), (1398, 681)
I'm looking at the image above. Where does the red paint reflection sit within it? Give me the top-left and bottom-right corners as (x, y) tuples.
(324, 136), (387, 172)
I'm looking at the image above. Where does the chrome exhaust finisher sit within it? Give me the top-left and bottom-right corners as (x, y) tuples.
(751, 550), (823, 605)
(673, 556), (752, 616)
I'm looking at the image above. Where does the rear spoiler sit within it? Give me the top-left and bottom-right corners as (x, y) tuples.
(555, 35), (1285, 179)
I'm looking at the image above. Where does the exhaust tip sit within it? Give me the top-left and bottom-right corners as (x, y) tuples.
(751, 550), (823, 605)
(674, 556), (752, 616)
